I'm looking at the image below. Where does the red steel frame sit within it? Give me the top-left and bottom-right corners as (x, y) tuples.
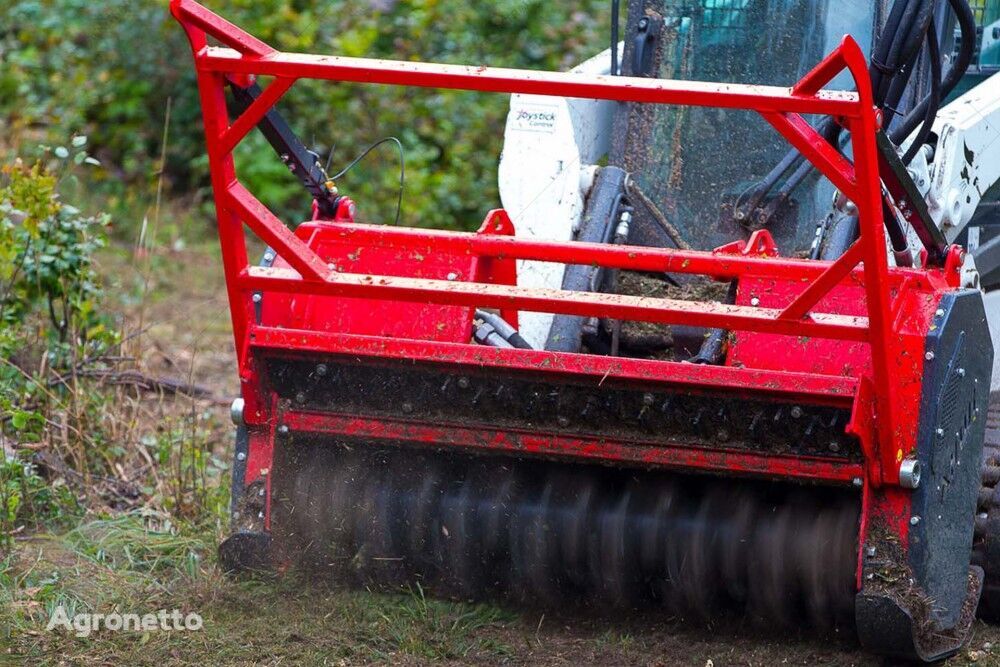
(171, 0), (961, 489)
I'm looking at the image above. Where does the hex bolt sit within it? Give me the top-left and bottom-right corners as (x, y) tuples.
(278, 424), (290, 436)
(750, 297), (761, 307)
(643, 393), (656, 407)
(315, 364), (328, 377)
(557, 416), (571, 428)
(935, 309), (945, 317)
(457, 377), (471, 390)
(925, 351), (935, 361)
(957, 368), (966, 378)
(910, 515), (921, 526)
(829, 442), (841, 453)
(866, 546), (877, 558)
(899, 458), (922, 490)
(447, 272), (459, 281)
(236, 452), (247, 462)
(264, 252), (275, 262)
(402, 402), (414, 414)
(852, 477), (864, 488)
(790, 406), (803, 419)
(295, 392), (307, 405)
(252, 293), (263, 304)
(230, 398), (246, 426)
(936, 428), (945, 437)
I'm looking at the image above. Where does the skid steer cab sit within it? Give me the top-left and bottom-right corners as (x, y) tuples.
(172, 0), (999, 661)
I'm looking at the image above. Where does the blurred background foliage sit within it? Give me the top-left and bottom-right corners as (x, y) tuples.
(0, 0), (613, 231)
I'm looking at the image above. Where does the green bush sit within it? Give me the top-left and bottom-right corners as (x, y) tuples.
(2, 0), (613, 229)
(0, 148), (114, 544)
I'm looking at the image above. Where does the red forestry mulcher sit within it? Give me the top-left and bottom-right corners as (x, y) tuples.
(173, 0), (1000, 660)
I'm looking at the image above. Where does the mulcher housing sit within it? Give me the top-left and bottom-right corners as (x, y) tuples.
(172, 1), (993, 660)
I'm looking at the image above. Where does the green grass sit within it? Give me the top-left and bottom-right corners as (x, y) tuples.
(0, 515), (518, 666)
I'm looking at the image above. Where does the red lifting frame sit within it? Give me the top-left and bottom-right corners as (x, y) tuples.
(172, 0), (909, 486)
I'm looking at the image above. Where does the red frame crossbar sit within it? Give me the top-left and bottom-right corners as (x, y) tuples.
(172, 0), (914, 486)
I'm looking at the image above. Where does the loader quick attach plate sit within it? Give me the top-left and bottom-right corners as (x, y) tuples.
(265, 357), (860, 465)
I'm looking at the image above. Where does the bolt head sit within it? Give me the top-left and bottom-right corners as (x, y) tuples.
(790, 406), (803, 419)
(899, 458), (922, 489)
(402, 402), (414, 414)
(852, 477), (864, 488)
(252, 293), (263, 304)
(295, 392), (307, 404)
(925, 352), (935, 361)
(236, 452), (247, 462)
(750, 297), (761, 307)
(258, 488), (266, 497)
(315, 364), (328, 377)
(866, 546), (877, 557)
(935, 309), (945, 317)
(230, 398), (246, 426)
(278, 424), (290, 435)
(457, 377), (471, 390)
(910, 515), (921, 526)
(447, 272), (459, 281)
(557, 416), (571, 428)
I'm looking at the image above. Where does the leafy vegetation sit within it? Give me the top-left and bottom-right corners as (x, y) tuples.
(0, 146), (228, 551)
(1, 0), (613, 229)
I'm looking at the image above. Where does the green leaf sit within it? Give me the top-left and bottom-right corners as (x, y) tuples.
(71, 135), (88, 148)
(11, 410), (32, 430)
(54, 146), (69, 159)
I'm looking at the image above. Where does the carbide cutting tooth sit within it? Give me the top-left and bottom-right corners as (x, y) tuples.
(748, 410), (764, 440)
(804, 416), (819, 438)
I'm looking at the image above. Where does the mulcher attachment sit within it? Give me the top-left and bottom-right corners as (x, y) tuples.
(173, 0), (995, 661)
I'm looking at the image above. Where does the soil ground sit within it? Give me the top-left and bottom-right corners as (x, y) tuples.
(3, 241), (1000, 666)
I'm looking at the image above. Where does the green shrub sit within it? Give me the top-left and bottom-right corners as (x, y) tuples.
(0, 147), (114, 543)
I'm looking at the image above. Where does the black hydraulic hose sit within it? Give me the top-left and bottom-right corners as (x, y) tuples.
(611, 0), (620, 75)
(891, 0), (976, 144)
(882, 56), (920, 126)
(872, 0), (925, 104)
(870, 0), (913, 100)
(902, 26), (942, 164)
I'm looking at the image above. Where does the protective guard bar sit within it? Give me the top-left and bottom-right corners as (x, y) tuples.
(171, 0), (940, 488)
